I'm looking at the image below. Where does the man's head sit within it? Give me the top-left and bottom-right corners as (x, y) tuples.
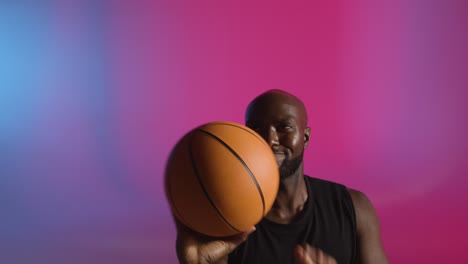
(245, 89), (310, 179)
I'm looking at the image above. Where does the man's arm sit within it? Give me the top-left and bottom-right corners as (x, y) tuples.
(348, 188), (389, 264)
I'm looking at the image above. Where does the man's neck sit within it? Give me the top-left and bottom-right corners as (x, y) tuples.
(265, 168), (308, 224)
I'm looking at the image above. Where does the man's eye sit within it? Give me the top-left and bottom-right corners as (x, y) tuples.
(279, 124), (293, 130)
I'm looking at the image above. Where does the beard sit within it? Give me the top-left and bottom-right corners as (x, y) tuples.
(279, 151), (304, 179)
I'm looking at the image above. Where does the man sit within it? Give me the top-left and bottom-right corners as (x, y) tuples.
(174, 90), (388, 264)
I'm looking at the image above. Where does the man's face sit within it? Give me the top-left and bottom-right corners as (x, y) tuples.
(246, 94), (310, 179)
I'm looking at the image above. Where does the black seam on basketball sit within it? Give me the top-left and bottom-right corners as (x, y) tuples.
(212, 122), (270, 148)
(197, 129), (266, 217)
(189, 133), (242, 233)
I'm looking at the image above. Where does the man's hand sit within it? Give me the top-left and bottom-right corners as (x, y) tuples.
(175, 218), (255, 264)
(293, 244), (337, 264)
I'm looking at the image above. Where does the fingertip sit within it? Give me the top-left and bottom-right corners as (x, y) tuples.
(241, 226), (256, 236)
(294, 244), (304, 257)
(293, 246), (305, 264)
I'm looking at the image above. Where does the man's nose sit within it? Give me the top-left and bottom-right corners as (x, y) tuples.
(265, 128), (279, 147)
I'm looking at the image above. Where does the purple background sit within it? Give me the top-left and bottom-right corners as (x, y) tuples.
(1, 1), (467, 263)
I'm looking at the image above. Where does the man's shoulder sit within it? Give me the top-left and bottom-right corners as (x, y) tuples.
(304, 175), (354, 206)
(304, 176), (376, 227)
(304, 175), (369, 200)
(345, 188), (375, 218)
(304, 176), (372, 212)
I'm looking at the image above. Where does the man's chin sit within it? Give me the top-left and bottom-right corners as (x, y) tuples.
(278, 152), (304, 179)
(279, 165), (297, 179)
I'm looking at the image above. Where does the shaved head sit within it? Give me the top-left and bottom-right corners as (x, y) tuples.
(245, 89), (308, 127)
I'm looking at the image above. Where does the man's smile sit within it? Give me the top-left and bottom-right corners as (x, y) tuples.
(273, 152), (286, 166)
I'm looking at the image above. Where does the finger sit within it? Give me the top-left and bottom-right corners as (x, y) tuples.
(293, 244), (314, 264)
(240, 226), (256, 239)
(303, 245), (337, 264)
(305, 245), (320, 262)
(200, 227), (257, 263)
(222, 226), (256, 249)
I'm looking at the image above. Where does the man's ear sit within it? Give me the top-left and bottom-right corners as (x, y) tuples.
(304, 127), (311, 148)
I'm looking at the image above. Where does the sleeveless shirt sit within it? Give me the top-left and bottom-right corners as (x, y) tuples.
(228, 176), (357, 264)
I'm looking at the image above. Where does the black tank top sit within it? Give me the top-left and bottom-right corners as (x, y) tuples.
(228, 176), (357, 264)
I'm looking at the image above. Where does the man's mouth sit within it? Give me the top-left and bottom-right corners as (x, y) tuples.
(273, 152), (286, 166)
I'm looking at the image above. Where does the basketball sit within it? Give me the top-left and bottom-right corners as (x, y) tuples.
(165, 121), (279, 237)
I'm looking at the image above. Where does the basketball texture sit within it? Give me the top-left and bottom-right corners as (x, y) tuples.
(165, 121), (279, 237)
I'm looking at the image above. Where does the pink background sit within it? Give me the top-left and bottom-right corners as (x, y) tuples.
(1, 1), (467, 263)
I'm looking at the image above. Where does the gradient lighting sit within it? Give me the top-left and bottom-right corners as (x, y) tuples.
(1, 1), (467, 263)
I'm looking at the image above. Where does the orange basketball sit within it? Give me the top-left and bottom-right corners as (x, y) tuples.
(165, 121), (279, 237)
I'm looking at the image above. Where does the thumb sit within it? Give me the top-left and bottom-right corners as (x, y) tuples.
(201, 227), (256, 263)
(221, 226), (257, 251)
